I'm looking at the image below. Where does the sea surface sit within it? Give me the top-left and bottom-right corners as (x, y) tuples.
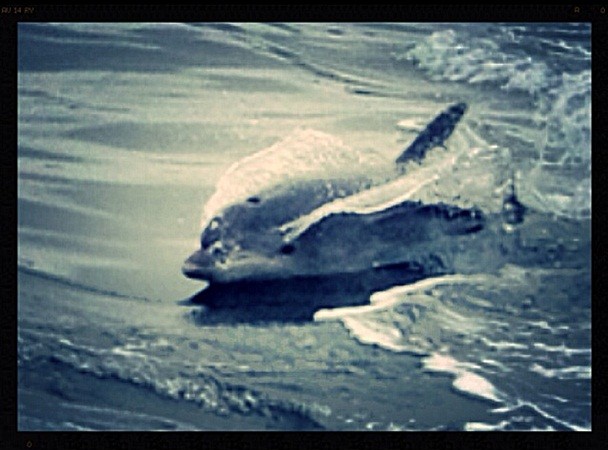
(17, 22), (591, 431)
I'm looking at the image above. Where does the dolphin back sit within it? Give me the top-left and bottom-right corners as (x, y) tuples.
(396, 102), (468, 164)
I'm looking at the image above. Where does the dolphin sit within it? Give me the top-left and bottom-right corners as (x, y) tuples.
(182, 103), (519, 292)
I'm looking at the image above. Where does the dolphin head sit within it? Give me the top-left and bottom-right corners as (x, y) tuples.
(182, 244), (290, 283)
(183, 180), (361, 282)
(182, 201), (289, 282)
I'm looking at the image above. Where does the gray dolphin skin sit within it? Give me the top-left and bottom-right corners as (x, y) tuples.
(396, 102), (467, 164)
(183, 102), (507, 288)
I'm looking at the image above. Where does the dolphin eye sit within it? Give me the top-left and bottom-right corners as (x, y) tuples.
(280, 244), (296, 255)
(247, 196), (261, 204)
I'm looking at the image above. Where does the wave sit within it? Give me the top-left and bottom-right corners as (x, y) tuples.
(487, 400), (591, 431)
(398, 25), (590, 97)
(398, 25), (591, 220)
(399, 28), (550, 95)
(19, 327), (326, 430)
(18, 22), (591, 431)
(314, 263), (590, 430)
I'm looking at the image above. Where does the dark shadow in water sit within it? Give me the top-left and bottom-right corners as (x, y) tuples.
(180, 263), (429, 325)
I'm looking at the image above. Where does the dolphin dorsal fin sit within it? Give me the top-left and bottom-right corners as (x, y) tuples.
(396, 102), (468, 165)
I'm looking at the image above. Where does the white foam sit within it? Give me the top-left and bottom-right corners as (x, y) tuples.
(365, 422), (381, 430)
(401, 29), (552, 95)
(532, 342), (590, 357)
(543, 394), (569, 404)
(386, 422), (408, 431)
(528, 320), (552, 331)
(110, 347), (148, 359)
(280, 162), (443, 241)
(488, 400), (590, 431)
(480, 336), (528, 351)
(201, 128), (388, 227)
(313, 273), (490, 321)
(454, 371), (501, 402)
(527, 320), (571, 334)
(396, 118), (425, 131)
(61, 421), (95, 431)
(514, 399), (591, 431)
(465, 420), (510, 431)
(422, 353), (502, 403)
(401, 27), (591, 221)
(490, 404), (517, 414)
(481, 358), (512, 372)
(314, 274), (489, 362)
(340, 317), (415, 354)
(530, 363), (591, 380)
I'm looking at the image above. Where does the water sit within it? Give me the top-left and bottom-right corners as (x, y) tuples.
(18, 23), (591, 431)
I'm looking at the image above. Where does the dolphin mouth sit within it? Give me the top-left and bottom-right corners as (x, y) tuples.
(182, 261), (208, 280)
(184, 246), (295, 283)
(182, 249), (216, 281)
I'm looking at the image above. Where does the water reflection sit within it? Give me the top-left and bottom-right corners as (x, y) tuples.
(181, 264), (426, 324)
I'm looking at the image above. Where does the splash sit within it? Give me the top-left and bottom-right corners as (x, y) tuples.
(399, 25), (591, 220)
(422, 353), (502, 403)
(201, 128), (388, 228)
